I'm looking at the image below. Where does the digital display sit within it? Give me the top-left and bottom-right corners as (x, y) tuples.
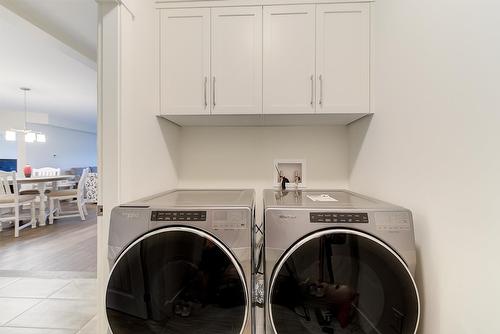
(310, 212), (369, 223)
(151, 211), (207, 222)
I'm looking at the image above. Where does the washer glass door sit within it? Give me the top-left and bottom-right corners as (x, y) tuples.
(106, 227), (247, 334)
(269, 230), (419, 334)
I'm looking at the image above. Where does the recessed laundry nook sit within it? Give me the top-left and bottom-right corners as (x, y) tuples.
(1, 0), (498, 333)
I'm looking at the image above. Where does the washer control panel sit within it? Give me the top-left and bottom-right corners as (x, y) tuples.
(310, 212), (369, 224)
(212, 210), (247, 230)
(151, 211), (207, 222)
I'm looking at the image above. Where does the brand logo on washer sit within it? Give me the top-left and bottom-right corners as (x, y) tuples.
(122, 212), (141, 219)
(279, 215), (297, 219)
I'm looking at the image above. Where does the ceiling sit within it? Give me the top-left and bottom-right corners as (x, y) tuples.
(0, 0), (97, 128)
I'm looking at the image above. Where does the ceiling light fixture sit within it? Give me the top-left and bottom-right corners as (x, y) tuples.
(36, 133), (46, 143)
(5, 130), (16, 141)
(4, 87), (46, 143)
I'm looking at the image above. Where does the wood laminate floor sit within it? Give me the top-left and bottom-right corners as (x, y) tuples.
(0, 205), (97, 278)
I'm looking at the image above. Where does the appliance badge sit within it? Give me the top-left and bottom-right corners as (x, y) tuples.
(122, 212), (141, 219)
(278, 214), (297, 224)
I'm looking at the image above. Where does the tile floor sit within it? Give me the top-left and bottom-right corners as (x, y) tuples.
(0, 277), (97, 334)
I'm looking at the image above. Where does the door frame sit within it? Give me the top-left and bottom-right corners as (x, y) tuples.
(97, 1), (122, 333)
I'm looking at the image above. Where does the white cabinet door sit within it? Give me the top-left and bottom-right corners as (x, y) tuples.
(160, 8), (210, 115)
(263, 5), (316, 114)
(211, 7), (262, 115)
(316, 3), (370, 114)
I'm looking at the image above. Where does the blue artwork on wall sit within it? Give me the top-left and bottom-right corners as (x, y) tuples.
(0, 159), (17, 172)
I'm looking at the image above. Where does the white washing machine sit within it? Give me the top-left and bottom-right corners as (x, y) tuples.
(263, 189), (420, 334)
(106, 189), (255, 334)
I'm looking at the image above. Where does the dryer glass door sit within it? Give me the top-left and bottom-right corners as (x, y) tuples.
(106, 227), (248, 334)
(269, 230), (419, 334)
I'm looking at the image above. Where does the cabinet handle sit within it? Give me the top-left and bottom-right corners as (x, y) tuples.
(204, 76), (208, 108)
(319, 75), (323, 107)
(310, 75), (314, 107)
(212, 76), (216, 108)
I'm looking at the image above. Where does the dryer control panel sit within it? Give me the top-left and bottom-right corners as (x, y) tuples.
(151, 211), (207, 222)
(310, 212), (369, 224)
(212, 210), (248, 230)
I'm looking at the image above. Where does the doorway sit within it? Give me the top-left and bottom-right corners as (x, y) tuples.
(0, 1), (99, 332)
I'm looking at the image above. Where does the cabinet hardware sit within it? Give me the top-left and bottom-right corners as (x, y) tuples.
(213, 76), (216, 107)
(204, 76), (208, 108)
(310, 75), (314, 107)
(319, 75), (323, 107)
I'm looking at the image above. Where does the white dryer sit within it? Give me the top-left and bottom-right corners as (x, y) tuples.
(105, 189), (255, 334)
(263, 189), (420, 334)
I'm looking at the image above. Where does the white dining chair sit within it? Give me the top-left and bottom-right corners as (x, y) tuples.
(47, 168), (89, 223)
(0, 171), (37, 237)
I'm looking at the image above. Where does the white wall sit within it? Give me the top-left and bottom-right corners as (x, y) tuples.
(26, 123), (96, 170)
(0, 134), (17, 159)
(348, 1), (500, 333)
(50, 114), (96, 134)
(178, 126), (349, 222)
(0, 111), (96, 170)
(118, 1), (180, 203)
(0, 111), (24, 159)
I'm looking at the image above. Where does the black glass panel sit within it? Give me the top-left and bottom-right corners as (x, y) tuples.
(106, 230), (246, 334)
(270, 232), (419, 334)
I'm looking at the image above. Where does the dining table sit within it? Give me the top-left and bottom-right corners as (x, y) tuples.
(16, 175), (76, 226)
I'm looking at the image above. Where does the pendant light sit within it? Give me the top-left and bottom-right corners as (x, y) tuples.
(4, 87), (46, 143)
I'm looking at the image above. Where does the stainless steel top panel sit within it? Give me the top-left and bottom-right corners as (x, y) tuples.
(264, 189), (405, 210)
(125, 189), (255, 208)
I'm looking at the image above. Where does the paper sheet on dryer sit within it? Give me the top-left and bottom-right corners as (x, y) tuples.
(306, 194), (338, 202)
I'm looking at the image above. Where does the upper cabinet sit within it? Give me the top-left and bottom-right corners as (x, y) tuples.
(263, 5), (316, 114)
(160, 8), (210, 115)
(211, 7), (262, 115)
(316, 3), (370, 114)
(158, 1), (371, 126)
